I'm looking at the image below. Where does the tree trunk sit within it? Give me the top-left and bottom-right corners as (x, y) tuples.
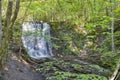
(110, 0), (115, 51)
(10, 0), (20, 40)
(0, 0), (2, 47)
(0, 0), (21, 69)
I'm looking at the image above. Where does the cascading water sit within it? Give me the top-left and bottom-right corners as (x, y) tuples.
(21, 22), (53, 59)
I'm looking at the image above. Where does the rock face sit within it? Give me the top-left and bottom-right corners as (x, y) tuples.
(22, 22), (53, 59)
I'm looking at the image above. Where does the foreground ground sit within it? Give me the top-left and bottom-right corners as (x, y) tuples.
(2, 53), (44, 80)
(1, 52), (120, 80)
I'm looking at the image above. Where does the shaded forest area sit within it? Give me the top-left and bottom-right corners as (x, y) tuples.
(0, 0), (120, 80)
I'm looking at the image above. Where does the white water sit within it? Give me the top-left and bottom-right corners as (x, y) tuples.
(21, 22), (53, 59)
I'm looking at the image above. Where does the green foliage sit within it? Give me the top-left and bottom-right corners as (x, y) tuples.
(36, 58), (110, 80)
(99, 31), (120, 52)
(23, 30), (43, 37)
(100, 51), (120, 69)
(19, 0), (120, 57)
(1, 0), (120, 79)
(47, 72), (108, 80)
(114, 31), (120, 49)
(14, 1), (120, 79)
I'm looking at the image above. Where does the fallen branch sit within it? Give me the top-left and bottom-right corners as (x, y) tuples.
(109, 60), (120, 80)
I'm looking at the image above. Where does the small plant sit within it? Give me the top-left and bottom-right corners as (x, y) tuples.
(46, 71), (108, 80)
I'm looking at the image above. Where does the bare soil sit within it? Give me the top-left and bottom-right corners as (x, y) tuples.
(2, 53), (44, 80)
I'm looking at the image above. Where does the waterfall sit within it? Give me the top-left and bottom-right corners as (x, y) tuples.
(21, 22), (53, 59)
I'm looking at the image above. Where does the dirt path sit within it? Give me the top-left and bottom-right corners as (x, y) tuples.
(3, 53), (44, 80)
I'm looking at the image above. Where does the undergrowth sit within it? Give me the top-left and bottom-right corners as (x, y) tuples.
(36, 59), (109, 80)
